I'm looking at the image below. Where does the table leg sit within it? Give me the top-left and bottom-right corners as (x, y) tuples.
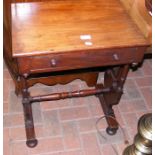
(96, 65), (129, 135)
(21, 77), (38, 148)
(19, 65), (129, 146)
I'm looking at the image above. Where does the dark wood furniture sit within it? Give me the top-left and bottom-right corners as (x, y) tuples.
(145, 0), (152, 13)
(4, 0), (151, 148)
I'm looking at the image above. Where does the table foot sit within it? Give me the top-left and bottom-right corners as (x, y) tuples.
(26, 139), (38, 148)
(106, 126), (118, 135)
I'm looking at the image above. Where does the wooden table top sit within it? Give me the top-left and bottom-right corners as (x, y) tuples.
(12, 0), (149, 57)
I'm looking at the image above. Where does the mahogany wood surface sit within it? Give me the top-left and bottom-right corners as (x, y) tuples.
(30, 86), (110, 102)
(4, 0), (99, 93)
(4, 0), (152, 147)
(120, 0), (152, 44)
(27, 71), (98, 87)
(17, 46), (146, 75)
(15, 71), (99, 95)
(145, 0), (152, 13)
(12, 0), (149, 57)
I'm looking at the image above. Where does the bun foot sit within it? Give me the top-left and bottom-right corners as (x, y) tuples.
(26, 139), (38, 148)
(106, 127), (117, 135)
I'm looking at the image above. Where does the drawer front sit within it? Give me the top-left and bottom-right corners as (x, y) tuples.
(17, 47), (146, 75)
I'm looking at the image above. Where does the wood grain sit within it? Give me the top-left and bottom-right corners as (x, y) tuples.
(11, 0), (149, 57)
(120, 0), (152, 44)
(17, 46), (146, 75)
(145, 0), (152, 13)
(4, 0), (151, 147)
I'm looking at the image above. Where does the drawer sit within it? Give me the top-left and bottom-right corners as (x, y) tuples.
(17, 46), (146, 75)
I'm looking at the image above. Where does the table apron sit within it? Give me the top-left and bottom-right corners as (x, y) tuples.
(17, 46), (146, 76)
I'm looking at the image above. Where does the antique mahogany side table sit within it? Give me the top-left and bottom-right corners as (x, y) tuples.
(4, 0), (151, 147)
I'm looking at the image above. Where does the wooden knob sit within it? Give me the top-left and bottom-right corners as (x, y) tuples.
(51, 59), (57, 67)
(113, 54), (119, 61)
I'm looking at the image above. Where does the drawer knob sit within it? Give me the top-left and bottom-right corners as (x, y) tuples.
(51, 59), (57, 67)
(113, 54), (119, 61)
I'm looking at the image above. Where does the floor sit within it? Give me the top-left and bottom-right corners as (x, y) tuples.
(3, 58), (152, 155)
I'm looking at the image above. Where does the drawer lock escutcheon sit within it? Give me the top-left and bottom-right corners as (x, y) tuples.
(51, 59), (57, 67)
(113, 53), (119, 61)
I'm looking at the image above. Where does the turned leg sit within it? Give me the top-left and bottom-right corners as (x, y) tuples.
(96, 65), (129, 135)
(21, 76), (38, 147)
